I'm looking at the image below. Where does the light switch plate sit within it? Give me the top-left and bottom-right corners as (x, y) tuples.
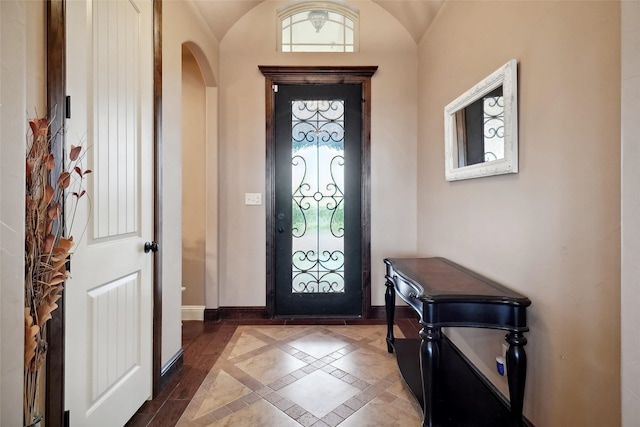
(245, 193), (262, 205)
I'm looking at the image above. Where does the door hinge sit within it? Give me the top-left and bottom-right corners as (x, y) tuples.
(65, 95), (71, 119)
(272, 84), (278, 93)
(64, 410), (70, 427)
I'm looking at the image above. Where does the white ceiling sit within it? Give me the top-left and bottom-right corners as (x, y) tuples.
(190, 0), (446, 44)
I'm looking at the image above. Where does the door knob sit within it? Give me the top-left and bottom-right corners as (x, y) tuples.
(278, 227), (284, 233)
(144, 241), (159, 253)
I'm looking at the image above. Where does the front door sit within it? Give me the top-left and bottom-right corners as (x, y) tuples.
(274, 84), (363, 316)
(65, 0), (154, 425)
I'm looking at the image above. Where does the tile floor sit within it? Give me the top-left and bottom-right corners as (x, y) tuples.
(175, 324), (422, 427)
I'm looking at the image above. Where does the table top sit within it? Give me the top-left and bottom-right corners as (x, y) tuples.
(385, 257), (531, 306)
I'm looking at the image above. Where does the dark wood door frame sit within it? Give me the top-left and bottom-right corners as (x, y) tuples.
(259, 66), (377, 318)
(152, 0), (164, 399)
(45, 1), (164, 424)
(45, 1), (66, 426)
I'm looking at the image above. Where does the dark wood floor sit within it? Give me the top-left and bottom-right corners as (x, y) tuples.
(125, 317), (420, 427)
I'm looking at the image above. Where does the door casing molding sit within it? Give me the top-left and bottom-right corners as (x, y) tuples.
(258, 66), (378, 318)
(152, 0), (163, 398)
(45, 1), (66, 425)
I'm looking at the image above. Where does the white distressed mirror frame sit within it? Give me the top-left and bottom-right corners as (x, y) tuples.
(444, 59), (518, 181)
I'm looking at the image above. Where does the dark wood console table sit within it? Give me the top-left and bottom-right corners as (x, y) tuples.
(385, 257), (531, 427)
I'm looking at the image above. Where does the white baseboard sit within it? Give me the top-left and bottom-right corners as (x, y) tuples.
(181, 305), (205, 321)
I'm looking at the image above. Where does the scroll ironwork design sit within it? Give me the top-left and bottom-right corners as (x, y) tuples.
(483, 95), (505, 162)
(290, 99), (345, 293)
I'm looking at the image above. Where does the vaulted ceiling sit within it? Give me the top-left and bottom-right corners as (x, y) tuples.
(190, 0), (446, 44)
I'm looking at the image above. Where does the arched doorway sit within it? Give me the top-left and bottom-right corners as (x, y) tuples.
(180, 42), (219, 321)
(181, 45), (207, 316)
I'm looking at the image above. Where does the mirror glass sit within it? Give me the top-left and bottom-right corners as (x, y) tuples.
(444, 60), (518, 181)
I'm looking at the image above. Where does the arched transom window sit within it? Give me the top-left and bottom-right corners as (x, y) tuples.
(278, 2), (359, 52)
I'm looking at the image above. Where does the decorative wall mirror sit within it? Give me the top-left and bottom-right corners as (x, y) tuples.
(444, 59), (518, 181)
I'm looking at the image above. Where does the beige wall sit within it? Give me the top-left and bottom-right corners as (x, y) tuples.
(181, 47), (207, 307)
(218, 1), (419, 308)
(417, 1), (621, 425)
(621, 1), (640, 425)
(0, 1), (45, 424)
(162, 0), (219, 366)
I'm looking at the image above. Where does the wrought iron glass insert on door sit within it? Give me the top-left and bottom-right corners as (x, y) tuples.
(291, 99), (345, 294)
(275, 84), (362, 316)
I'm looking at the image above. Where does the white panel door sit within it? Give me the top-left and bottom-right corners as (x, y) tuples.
(65, 0), (154, 425)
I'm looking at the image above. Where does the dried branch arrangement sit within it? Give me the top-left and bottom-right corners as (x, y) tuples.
(24, 118), (90, 426)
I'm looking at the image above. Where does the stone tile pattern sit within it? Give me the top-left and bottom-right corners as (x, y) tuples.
(176, 325), (422, 426)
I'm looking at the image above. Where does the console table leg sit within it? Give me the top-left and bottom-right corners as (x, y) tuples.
(505, 332), (528, 427)
(385, 278), (396, 353)
(419, 326), (440, 427)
